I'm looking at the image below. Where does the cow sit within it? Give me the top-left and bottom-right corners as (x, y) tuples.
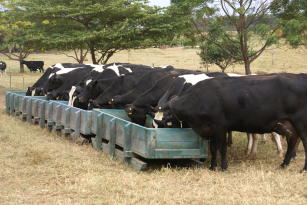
(163, 73), (307, 171)
(26, 63), (95, 96)
(21, 60), (44, 72)
(0, 61), (6, 76)
(152, 73), (285, 157)
(45, 65), (95, 100)
(70, 63), (157, 109)
(125, 72), (226, 126)
(110, 69), (204, 108)
(91, 67), (175, 109)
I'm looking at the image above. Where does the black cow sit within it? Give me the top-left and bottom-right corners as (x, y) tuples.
(165, 73), (307, 171)
(0, 61), (6, 73)
(21, 60), (44, 73)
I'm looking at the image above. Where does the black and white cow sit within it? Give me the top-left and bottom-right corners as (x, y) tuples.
(90, 68), (169, 109)
(110, 69), (204, 108)
(0, 61), (6, 74)
(45, 65), (95, 100)
(164, 73), (307, 171)
(124, 72), (222, 126)
(69, 63), (158, 109)
(21, 60), (44, 72)
(26, 63), (95, 96)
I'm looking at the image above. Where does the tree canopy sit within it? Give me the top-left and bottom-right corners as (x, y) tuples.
(1, 0), (182, 67)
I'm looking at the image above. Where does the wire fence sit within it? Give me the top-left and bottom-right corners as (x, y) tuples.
(0, 73), (35, 90)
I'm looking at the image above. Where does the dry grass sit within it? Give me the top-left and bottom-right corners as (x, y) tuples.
(0, 47), (307, 205)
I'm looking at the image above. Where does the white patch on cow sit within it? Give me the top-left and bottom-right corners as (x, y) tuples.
(48, 73), (55, 79)
(226, 73), (245, 77)
(161, 65), (171, 69)
(106, 63), (120, 76)
(56, 67), (80, 75)
(179, 74), (213, 85)
(31, 89), (36, 96)
(87, 64), (104, 72)
(153, 111), (164, 128)
(68, 86), (77, 106)
(71, 96), (77, 107)
(124, 67), (132, 73)
(53, 63), (65, 69)
(86, 79), (92, 85)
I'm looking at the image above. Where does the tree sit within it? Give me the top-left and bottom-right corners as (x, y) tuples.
(0, 8), (38, 72)
(271, 0), (307, 47)
(198, 19), (240, 72)
(5, 0), (179, 64)
(193, 0), (279, 74)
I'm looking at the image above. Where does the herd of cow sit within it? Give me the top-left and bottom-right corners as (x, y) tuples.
(25, 62), (307, 172)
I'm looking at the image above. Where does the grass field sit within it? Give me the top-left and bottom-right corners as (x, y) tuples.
(0, 47), (306, 205)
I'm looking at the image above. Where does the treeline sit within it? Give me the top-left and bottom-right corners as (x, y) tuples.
(0, 0), (306, 74)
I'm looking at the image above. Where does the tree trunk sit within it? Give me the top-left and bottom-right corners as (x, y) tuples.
(89, 46), (97, 64)
(19, 62), (25, 73)
(244, 61), (251, 75)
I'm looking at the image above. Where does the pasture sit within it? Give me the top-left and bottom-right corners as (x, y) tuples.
(0, 46), (306, 205)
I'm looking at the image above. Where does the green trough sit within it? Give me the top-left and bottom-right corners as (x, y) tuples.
(5, 91), (208, 170)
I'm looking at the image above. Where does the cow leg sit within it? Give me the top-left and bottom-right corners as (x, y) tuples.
(298, 133), (307, 171)
(280, 134), (298, 169)
(227, 131), (232, 147)
(271, 132), (283, 157)
(246, 133), (253, 155)
(219, 131), (228, 171)
(209, 139), (218, 171)
(250, 134), (259, 157)
(291, 140), (300, 159)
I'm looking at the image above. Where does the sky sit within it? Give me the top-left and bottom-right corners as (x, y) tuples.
(148, 0), (171, 7)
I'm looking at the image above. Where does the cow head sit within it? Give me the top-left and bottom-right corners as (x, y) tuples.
(26, 87), (34, 96)
(152, 103), (189, 128)
(78, 80), (100, 106)
(125, 104), (148, 126)
(45, 73), (65, 92)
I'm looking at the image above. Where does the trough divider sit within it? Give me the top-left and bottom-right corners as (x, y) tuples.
(39, 101), (45, 128)
(26, 98), (32, 122)
(108, 118), (117, 157)
(72, 110), (81, 142)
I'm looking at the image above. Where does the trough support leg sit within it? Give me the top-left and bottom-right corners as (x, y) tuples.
(93, 113), (104, 150)
(108, 119), (116, 157)
(72, 111), (81, 143)
(39, 102), (45, 128)
(26, 98), (32, 123)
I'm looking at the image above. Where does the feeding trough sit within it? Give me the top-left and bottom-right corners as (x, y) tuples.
(5, 91), (209, 171)
(91, 109), (208, 170)
(5, 91), (26, 115)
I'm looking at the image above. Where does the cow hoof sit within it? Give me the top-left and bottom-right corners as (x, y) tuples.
(279, 163), (288, 169)
(290, 152), (297, 160)
(209, 166), (216, 171)
(299, 169), (307, 173)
